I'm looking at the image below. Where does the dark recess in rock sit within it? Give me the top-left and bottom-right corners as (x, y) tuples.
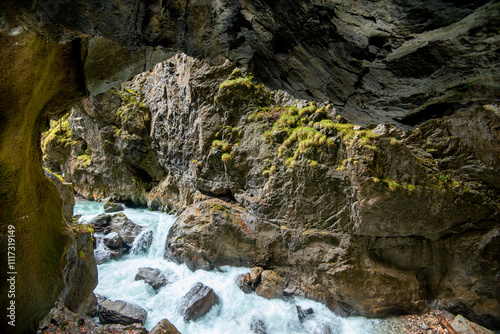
(397, 102), (470, 126)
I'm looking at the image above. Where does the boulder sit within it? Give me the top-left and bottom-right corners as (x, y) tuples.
(178, 282), (219, 322)
(249, 266), (264, 289)
(296, 306), (314, 322)
(109, 247), (125, 260)
(89, 213), (111, 231)
(109, 212), (143, 247)
(103, 231), (123, 249)
(235, 274), (252, 294)
(135, 267), (169, 290)
(256, 270), (284, 300)
(165, 199), (256, 270)
(104, 201), (125, 213)
(98, 299), (148, 325)
(149, 318), (181, 334)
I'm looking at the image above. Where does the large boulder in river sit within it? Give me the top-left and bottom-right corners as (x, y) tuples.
(178, 282), (219, 322)
(109, 212), (143, 247)
(98, 299), (148, 325)
(166, 199), (257, 270)
(149, 318), (181, 334)
(256, 270), (284, 300)
(135, 267), (169, 290)
(104, 201), (125, 213)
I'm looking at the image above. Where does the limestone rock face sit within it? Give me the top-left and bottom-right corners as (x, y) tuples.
(178, 283), (220, 322)
(59, 230), (98, 317)
(1, 0), (499, 332)
(0, 30), (85, 334)
(7, 0), (499, 124)
(44, 169), (75, 223)
(98, 299), (148, 325)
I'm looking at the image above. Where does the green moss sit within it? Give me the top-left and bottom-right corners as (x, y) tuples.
(212, 140), (231, 151)
(76, 154), (92, 168)
(383, 177), (401, 191)
(221, 152), (233, 163)
(41, 112), (74, 157)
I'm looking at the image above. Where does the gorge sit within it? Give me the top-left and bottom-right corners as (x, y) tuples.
(0, 0), (499, 333)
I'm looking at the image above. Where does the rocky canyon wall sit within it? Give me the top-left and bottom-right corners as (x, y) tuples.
(43, 54), (500, 328)
(1, 0), (499, 332)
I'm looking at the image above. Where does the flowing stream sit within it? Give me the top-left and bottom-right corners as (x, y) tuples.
(75, 199), (383, 334)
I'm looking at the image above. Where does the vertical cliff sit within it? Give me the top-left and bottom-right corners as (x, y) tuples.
(0, 32), (86, 333)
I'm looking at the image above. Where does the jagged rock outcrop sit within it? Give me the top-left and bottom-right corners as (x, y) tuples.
(44, 169), (75, 223)
(4, 0), (499, 124)
(42, 53), (499, 328)
(1, 0), (500, 332)
(59, 228), (98, 317)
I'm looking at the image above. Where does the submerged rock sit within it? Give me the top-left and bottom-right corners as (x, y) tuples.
(98, 299), (148, 325)
(296, 306), (314, 322)
(250, 317), (268, 334)
(178, 282), (219, 322)
(256, 271), (284, 300)
(149, 318), (181, 334)
(134, 267), (169, 290)
(104, 201), (125, 213)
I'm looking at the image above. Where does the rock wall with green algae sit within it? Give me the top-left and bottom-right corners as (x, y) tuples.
(0, 31), (86, 333)
(47, 55), (500, 329)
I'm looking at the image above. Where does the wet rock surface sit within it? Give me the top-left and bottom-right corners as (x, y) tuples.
(134, 267), (169, 290)
(104, 201), (124, 213)
(255, 270), (284, 300)
(2, 0), (499, 331)
(178, 282), (220, 322)
(98, 299), (148, 325)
